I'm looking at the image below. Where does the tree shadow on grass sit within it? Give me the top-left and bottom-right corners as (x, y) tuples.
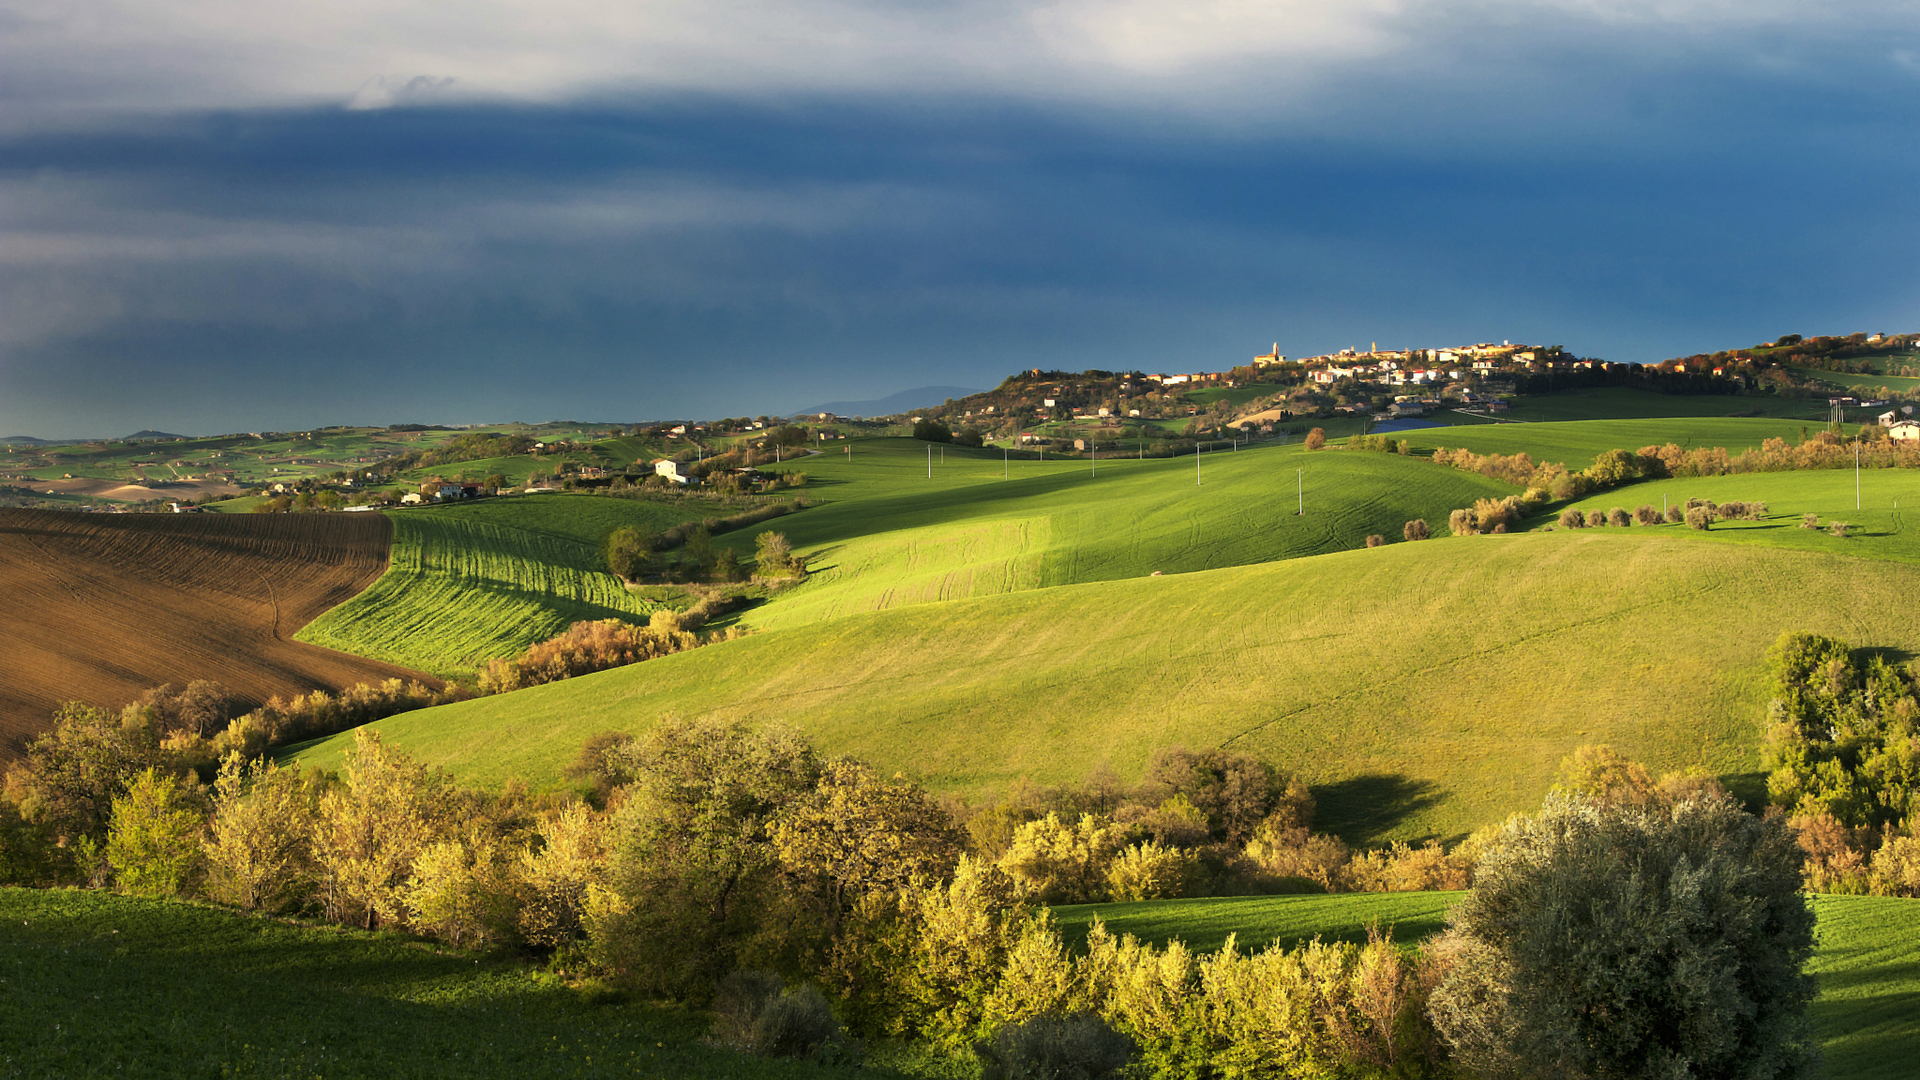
(1311, 773), (1446, 847)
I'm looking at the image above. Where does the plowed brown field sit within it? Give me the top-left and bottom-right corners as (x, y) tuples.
(0, 509), (431, 759)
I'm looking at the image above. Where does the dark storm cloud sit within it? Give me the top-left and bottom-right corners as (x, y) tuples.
(4, 2), (1920, 435)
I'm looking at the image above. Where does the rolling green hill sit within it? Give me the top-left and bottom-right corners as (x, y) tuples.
(290, 534), (1920, 844)
(740, 438), (1518, 630)
(1394, 416), (1830, 472)
(1555, 468), (1920, 566)
(295, 494), (717, 679)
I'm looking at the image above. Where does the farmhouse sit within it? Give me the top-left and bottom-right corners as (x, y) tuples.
(653, 459), (690, 485)
(1890, 421), (1920, 442)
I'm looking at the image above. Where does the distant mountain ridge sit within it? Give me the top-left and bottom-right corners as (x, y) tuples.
(125, 430), (189, 441)
(791, 386), (986, 418)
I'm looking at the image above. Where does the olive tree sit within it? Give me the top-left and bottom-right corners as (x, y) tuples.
(1430, 791), (1816, 1080)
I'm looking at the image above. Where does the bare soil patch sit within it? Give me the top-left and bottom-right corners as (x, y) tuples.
(0, 509), (430, 760)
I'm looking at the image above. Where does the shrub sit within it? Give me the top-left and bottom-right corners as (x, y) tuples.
(1403, 519), (1430, 541)
(1104, 841), (1198, 902)
(1606, 507), (1631, 528)
(1801, 513), (1819, 529)
(712, 971), (860, 1064)
(1430, 793), (1817, 1080)
(1585, 509), (1605, 528)
(479, 619), (705, 695)
(1666, 504), (1685, 524)
(1364, 534), (1384, 548)
(977, 1013), (1136, 1080)
(1829, 521), (1850, 538)
(1304, 428), (1326, 451)
(1633, 504), (1660, 526)
(1558, 508), (1585, 529)
(1685, 506), (1713, 530)
(1448, 508), (1477, 536)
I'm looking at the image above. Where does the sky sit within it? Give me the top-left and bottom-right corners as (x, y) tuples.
(4, 1), (1920, 437)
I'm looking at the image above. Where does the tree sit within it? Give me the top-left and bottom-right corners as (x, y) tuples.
(914, 418), (954, 443)
(10, 702), (159, 852)
(603, 524), (653, 581)
(106, 767), (206, 897)
(1558, 507), (1585, 529)
(756, 531), (802, 578)
(1403, 519), (1430, 541)
(310, 729), (454, 930)
(203, 752), (318, 911)
(1304, 427), (1326, 451)
(588, 718), (822, 995)
(774, 758), (965, 936)
(1430, 792), (1817, 1080)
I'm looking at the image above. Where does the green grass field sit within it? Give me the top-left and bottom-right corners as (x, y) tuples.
(739, 438), (1517, 631)
(290, 533), (1920, 844)
(296, 494), (721, 679)
(1556, 469), (1920, 567)
(1048, 891), (1920, 1080)
(1394, 416), (1831, 471)
(0, 887), (875, 1080)
(1052, 892), (1458, 953)
(7, 887), (1912, 1079)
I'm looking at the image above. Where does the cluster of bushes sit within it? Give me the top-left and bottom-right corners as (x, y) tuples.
(1760, 632), (1920, 896)
(947, 748), (1479, 903)
(1445, 494), (1537, 536)
(1438, 434), (1920, 506)
(477, 611), (744, 694)
(1344, 433), (1413, 455)
(1555, 497), (1768, 532)
(0, 712), (1822, 1080)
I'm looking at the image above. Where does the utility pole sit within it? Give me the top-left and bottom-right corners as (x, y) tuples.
(1297, 468), (1303, 515)
(1004, 445), (1008, 480)
(1196, 442), (1203, 486)
(927, 444), (931, 479)
(1857, 438), (1862, 510)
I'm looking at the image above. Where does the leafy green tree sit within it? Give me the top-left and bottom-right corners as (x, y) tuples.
(774, 758), (965, 936)
(914, 418), (954, 443)
(10, 702), (159, 852)
(1762, 632), (1920, 827)
(1431, 792), (1817, 1080)
(603, 524), (653, 581)
(755, 531), (802, 578)
(588, 718), (821, 996)
(106, 767), (207, 897)
(311, 729), (455, 930)
(203, 752), (318, 912)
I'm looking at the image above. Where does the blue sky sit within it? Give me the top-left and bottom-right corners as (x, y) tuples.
(3, 0), (1919, 437)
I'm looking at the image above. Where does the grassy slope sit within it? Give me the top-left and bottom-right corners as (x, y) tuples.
(1049, 891), (1920, 1080)
(732, 439), (1518, 631)
(1395, 416), (1828, 472)
(0, 888), (873, 1080)
(1558, 469), (1920, 567)
(290, 534), (1920, 844)
(295, 495), (716, 679)
(1052, 892), (1459, 953)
